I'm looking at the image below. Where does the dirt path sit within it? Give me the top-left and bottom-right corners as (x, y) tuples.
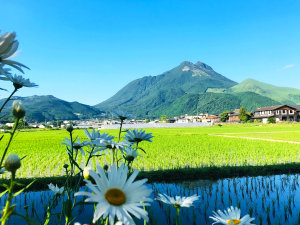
(209, 133), (300, 144)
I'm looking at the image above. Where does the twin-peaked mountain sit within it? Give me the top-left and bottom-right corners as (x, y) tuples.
(95, 61), (282, 118)
(1, 61), (299, 121)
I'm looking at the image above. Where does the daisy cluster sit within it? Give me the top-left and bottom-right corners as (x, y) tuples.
(62, 127), (153, 165)
(74, 162), (256, 225)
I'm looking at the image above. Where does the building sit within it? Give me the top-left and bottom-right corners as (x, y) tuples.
(252, 105), (300, 123)
(228, 109), (240, 122)
(203, 115), (220, 123)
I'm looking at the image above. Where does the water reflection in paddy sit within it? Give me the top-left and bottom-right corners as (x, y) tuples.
(1, 174), (299, 225)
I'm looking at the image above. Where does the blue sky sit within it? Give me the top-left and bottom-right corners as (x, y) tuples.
(1, 0), (300, 105)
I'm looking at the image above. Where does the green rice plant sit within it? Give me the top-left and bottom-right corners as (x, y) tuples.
(0, 124), (299, 178)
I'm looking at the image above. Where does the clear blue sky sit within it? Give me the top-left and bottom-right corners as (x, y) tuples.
(1, 0), (300, 105)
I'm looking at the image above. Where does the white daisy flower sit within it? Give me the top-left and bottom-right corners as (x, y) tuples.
(124, 147), (139, 162)
(0, 31), (29, 73)
(113, 110), (134, 121)
(84, 128), (114, 141)
(0, 74), (37, 89)
(96, 139), (131, 155)
(62, 138), (85, 156)
(156, 193), (199, 208)
(124, 129), (153, 144)
(75, 164), (152, 225)
(48, 183), (64, 195)
(210, 206), (256, 225)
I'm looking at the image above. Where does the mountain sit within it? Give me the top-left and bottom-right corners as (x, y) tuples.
(0, 95), (104, 122)
(95, 61), (281, 118)
(230, 79), (300, 105)
(95, 61), (237, 114)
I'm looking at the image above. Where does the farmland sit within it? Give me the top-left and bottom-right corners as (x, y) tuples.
(1, 123), (300, 179)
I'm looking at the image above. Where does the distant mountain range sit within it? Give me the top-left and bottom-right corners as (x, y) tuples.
(1, 61), (299, 121)
(0, 95), (105, 122)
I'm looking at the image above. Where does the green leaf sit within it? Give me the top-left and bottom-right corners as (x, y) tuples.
(0, 190), (8, 197)
(1, 183), (9, 189)
(13, 180), (35, 197)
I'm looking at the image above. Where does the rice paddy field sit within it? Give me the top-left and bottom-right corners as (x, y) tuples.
(1, 123), (299, 179)
(3, 174), (300, 225)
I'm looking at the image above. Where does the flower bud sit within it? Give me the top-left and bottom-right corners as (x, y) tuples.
(4, 154), (21, 172)
(63, 164), (69, 169)
(12, 100), (25, 119)
(125, 155), (135, 162)
(103, 164), (109, 171)
(83, 167), (90, 180)
(66, 124), (73, 133)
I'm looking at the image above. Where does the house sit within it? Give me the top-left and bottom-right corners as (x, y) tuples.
(5, 123), (15, 127)
(176, 118), (190, 123)
(252, 105), (300, 123)
(228, 109), (240, 122)
(203, 115), (220, 123)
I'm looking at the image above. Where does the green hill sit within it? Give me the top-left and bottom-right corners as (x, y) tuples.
(230, 79), (300, 105)
(0, 95), (105, 122)
(95, 61), (282, 118)
(125, 92), (280, 118)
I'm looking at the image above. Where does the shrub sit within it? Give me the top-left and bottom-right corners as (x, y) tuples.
(267, 117), (276, 124)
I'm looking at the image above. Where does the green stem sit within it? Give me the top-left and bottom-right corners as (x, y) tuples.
(0, 88), (17, 114)
(69, 132), (74, 175)
(143, 202), (147, 225)
(176, 207), (180, 225)
(0, 117), (20, 169)
(118, 120), (123, 142)
(1, 171), (16, 225)
(43, 196), (57, 225)
(85, 147), (94, 167)
(116, 120), (123, 167)
(112, 148), (115, 164)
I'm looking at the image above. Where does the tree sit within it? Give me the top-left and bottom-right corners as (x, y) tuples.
(220, 111), (229, 122)
(160, 115), (168, 121)
(238, 107), (252, 123)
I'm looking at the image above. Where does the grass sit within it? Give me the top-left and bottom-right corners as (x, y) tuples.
(0, 123), (300, 179)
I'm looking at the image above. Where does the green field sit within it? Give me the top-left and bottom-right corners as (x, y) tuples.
(1, 123), (300, 178)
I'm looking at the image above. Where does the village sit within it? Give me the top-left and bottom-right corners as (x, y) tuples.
(1, 104), (299, 130)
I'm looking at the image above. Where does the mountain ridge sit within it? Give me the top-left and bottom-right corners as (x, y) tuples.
(2, 61), (299, 121)
(0, 95), (105, 122)
(95, 61), (291, 118)
(230, 78), (300, 105)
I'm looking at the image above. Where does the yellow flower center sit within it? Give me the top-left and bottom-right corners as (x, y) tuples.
(227, 219), (241, 225)
(172, 201), (181, 208)
(105, 188), (126, 206)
